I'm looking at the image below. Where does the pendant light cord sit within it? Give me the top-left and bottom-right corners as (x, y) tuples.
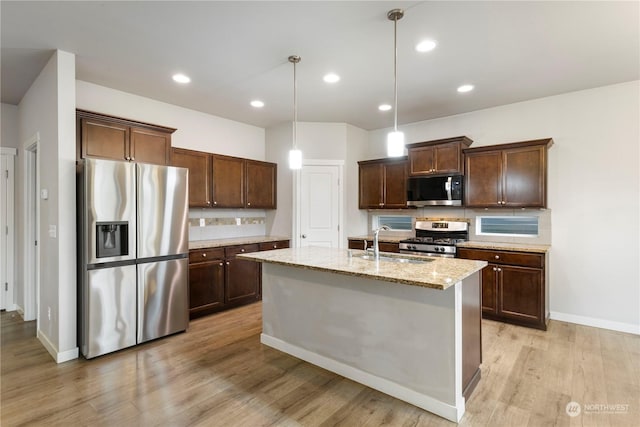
(293, 58), (297, 149)
(393, 14), (398, 133)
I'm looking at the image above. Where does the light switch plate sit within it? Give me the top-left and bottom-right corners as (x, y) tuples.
(199, 218), (205, 227)
(235, 217), (241, 226)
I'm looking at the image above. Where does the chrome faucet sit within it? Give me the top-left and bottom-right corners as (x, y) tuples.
(373, 225), (391, 260)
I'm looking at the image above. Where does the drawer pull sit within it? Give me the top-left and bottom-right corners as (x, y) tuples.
(241, 248), (245, 253)
(219, 262), (223, 266)
(494, 255), (500, 259)
(202, 253), (207, 257)
(226, 261), (230, 265)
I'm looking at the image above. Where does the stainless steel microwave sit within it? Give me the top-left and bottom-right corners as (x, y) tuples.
(406, 175), (463, 207)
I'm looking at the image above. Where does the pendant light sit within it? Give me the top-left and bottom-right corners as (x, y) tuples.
(288, 55), (302, 170)
(387, 9), (405, 157)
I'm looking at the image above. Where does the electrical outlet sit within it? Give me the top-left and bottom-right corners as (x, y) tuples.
(235, 217), (241, 226)
(199, 218), (205, 227)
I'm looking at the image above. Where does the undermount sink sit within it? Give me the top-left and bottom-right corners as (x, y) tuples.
(355, 254), (433, 264)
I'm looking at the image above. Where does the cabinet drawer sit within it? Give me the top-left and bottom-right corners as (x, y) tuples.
(259, 240), (290, 251)
(225, 244), (260, 258)
(457, 248), (543, 268)
(189, 248), (224, 264)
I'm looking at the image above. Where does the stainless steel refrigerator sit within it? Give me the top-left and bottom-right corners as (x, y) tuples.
(78, 158), (189, 359)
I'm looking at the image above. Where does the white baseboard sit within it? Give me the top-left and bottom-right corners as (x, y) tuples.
(37, 330), (79, 363)
(261, 333), (463, 422)
(550, 311), (640, 335)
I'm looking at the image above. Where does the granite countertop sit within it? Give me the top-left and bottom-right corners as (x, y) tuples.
(457, 241), (550, 254)
(239, 246), (487, 291)
(347, 235), (407, 243)
(189, 235), (290, 250)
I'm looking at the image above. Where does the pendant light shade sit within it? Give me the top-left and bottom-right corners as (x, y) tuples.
(288, 55), (302, 170)
(387, 9), (405, 157)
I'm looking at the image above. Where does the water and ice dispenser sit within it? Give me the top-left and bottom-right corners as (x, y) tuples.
(96, 221), (129, 258)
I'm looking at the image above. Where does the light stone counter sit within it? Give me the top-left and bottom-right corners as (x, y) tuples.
(239, 246), (486, 290)
(347, 235), (407, 243)
(188, 235), (289, 250)
(457, 240), (550, 254)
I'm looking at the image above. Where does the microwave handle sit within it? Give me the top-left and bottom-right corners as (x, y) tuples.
(445, 177), (452, 200)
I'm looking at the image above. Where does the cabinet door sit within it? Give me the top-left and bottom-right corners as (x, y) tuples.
(481, 264), (499, 315)
(171, 148), (212, 208)
(245, 160), (277, 209)
(225, 245), (260, 305)
(188, 261), (225, 316)
(408, 146), (435, 175)
(503, 145), (545, 207)
(434, 142), (462, 174)
(383, 161), (408, 208)
(212, 155), (245, 208)
(359, 163), (383, 208)
(130, 127), (170, 165)
(80, 118), (129, 161)
(498, 265), (543, 325)
(464, 150), (503, 207)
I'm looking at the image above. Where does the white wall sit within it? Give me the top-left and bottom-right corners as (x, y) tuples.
(369, 81), (640, 333)
(265, 121), (369, 245)
(1, 104), (20, 149)
(76, 81), (265, 160)
(17, 50), (78, 361)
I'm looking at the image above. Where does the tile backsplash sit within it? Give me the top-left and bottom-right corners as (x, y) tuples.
(188, 209), (266, 241)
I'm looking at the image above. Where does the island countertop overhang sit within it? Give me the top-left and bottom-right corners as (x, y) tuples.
(239, 246), (487, 290)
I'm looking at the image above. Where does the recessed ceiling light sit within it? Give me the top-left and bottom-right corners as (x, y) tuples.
(415, 40), (437, 53)
(378, 104), (392, 111)
(323, 73), (340, 83)
(172, 73), (191, 84)
(250, 100), (265, 108)
(457, 84), (474, 93)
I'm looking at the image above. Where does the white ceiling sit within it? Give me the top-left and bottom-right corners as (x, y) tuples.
(1, 1), (638, 130)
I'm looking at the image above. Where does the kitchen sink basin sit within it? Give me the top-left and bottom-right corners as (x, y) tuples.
(354, 254), (433, 264)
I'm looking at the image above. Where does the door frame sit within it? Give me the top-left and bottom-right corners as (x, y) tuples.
(23, 134), (40, 322)
(293, 159), (344, 248)
(1, 147), (17, 311)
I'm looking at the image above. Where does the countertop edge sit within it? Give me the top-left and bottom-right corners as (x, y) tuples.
(189, 235), (290, 250)
(457, 241), (550, 254)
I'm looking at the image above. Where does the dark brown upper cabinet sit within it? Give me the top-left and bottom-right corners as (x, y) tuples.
(170, 148), (212, 208)
(358, 157), (408, 209)
(170, 149), (276, 209)
(464, 138), (553, 208)
(77, 110), (174, 165)
(406, 136), (472, 176)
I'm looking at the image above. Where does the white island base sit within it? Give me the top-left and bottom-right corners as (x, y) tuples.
(260, 263), (481, 423)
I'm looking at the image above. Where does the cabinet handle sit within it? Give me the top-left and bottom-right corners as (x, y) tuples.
(125, 156), (130, 161)
(226, 261), (230, 265)
(202, 253), (207, 257)
(493, 267), (497, 271)
(247, 202), (251, 206)
(130, 157), (135, 161)
(497, 268), (502, 272)
(379, 202), (384, 206)
(240, 248), (245, 253)
(273, 244), (277, 249)
(219, 263), (223, 266)
(206, 200), (211, 205)
(494, 255), (500, 259)
(213, 201), (217, 205)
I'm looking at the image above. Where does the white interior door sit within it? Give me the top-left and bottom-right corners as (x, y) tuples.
(299, 164), (341, 248)
(1, 149), (16, 311)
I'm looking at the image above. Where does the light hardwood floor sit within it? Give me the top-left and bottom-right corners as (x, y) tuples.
(1, 303), (638, 426)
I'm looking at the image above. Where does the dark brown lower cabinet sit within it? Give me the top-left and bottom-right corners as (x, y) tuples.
(188, 248), (225, 318)
(458, 247), (547, 330)
(347, 239), (400, 253)
(189, 240), (290, 319)
(224, 244), (260, 306)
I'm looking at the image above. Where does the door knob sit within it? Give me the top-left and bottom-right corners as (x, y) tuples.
(301, 234), (307, 238)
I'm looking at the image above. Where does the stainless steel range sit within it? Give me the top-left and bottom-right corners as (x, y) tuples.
(399, 218), (469, 258)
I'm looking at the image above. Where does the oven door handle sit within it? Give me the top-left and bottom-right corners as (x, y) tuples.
(445, 177), (452, 201)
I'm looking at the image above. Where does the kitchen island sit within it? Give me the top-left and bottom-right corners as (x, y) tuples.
(240, 247), (487, 422)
